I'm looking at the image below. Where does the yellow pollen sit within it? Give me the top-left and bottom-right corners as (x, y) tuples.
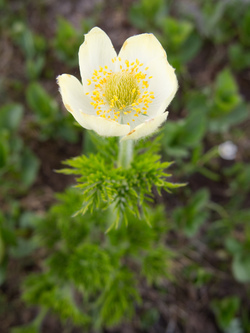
(104, 72), (140, 110)
(87, 60), (155, 122)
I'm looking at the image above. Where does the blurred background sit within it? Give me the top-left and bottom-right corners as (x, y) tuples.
(0, 0), (250, 332)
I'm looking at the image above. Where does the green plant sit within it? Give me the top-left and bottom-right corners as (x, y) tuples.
(26, 82), (79, 142)
(18, 135), (182, 330)
(11, 21), (47, 80)
(211, 296), (240, 331)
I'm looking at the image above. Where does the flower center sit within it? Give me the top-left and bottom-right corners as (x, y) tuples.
(86, 58), (155, 125)
(104, 72), (140, 110)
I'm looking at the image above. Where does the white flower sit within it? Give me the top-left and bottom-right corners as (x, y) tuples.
(218, 141), (238, 160)
(57, 27), (178, 141)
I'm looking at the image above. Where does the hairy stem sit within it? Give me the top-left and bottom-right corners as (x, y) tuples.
(118, 139), (133, 169)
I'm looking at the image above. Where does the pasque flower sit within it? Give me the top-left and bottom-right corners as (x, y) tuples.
(57, 27), (178, 141)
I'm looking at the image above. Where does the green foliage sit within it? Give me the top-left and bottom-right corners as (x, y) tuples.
(21, 172), (175, 329)
(53, 17), (83, 67)
(0, 205), (42, 286)
(211, 296), (240, 331)
(23, 273), (90, 326)
(226, 234), (250, 283)
(11, 21), (46, 79)
(26, 82), (58, 119)
(182, 263), (213, 288)
(2, 0), (250, 331)
(67, 244), (113, 293)
(162, 109), (206, 158)
(0, 103), (24, 169)
(161, 17), (202, 70)
(20, 185), (173, 329)
(142, 246), (173, 285)
(129, 0), (167, 30)
(53, 17), (95, 67)
(182, 70), (248, 136)
(26, 82), (78, 142)
(173, 188), (210, 237)
(225, 162), (250, 196)
(0, 103), (39, 192)
(108, 205), (168, 255)
(238, 8), (250, 47)
(96, 269), (141, 327)
(212, 69), (241, 115)
(0, 103), (24, 132)
(196, 0), (249, 43)
(129, 0), (202, 71)
(229, 43), (250, 71)
(60, 136), (183, 229)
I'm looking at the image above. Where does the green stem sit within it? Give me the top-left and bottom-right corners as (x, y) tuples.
(118, 139), (133, 168)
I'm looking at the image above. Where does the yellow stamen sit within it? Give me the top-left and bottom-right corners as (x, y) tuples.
(87, 60), (155, 123)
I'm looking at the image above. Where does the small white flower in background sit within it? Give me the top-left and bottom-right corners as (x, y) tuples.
(57, 27), (178, 141)
(218, 141), (238, 160)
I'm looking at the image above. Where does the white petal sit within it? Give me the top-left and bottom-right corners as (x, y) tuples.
(145, 56), (178, 117)
(118, 33), (178, 119)
(57, 74), (95, 117)
(79, 27), (117, 93)
(57, 74), (130, 136)
(121, 112), (168, 141)
(79, 112), (130, 137)
(118, 33), (166, 66)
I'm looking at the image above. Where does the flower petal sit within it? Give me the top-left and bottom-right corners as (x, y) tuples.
(121, 112), (168, 141)
(118, 33), (166, 66)
(57, 74), (95, 117)
(79, 27), (117, 93)
(145, 55), (178, 117)
(118, 33), (178, 120)
(79, 112), (130, 137)
(57, 74), (130, 136)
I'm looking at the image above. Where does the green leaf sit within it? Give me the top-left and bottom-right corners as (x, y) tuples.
(141, 246), (173, 285)
(11, 324), (40, 333)
(0, 103), (24, 131)
(239, 8), (250, 46)
(129, 0), (166, 30)
(179, 110), (207, 147)
(26, 56), (45, 80)
(211, 296), (240, 330)
(162, 109), (206, 157)
(173, 188), (210, 237)
(232, 253), (250, 283)
(11, 22), (35, 58)
(67, 244), (112, 293)
(212, 68), (241, 115)
(162, 17), (193, 50)
(229, 43), (250, 71)
(53, 17), (82, 67)
(20, 147), (39, 187)
(26, 82), (58, 119)
(9, 238), (37, 258)
(97, 269), (141, 327)
(225, 238), (242, 255)
(60, 136), (182, 229)
(23, 273), (90, 326)
(0, 131), (9, 168)
(0, 232), (5, 264)
(208, 103), (249, 133)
